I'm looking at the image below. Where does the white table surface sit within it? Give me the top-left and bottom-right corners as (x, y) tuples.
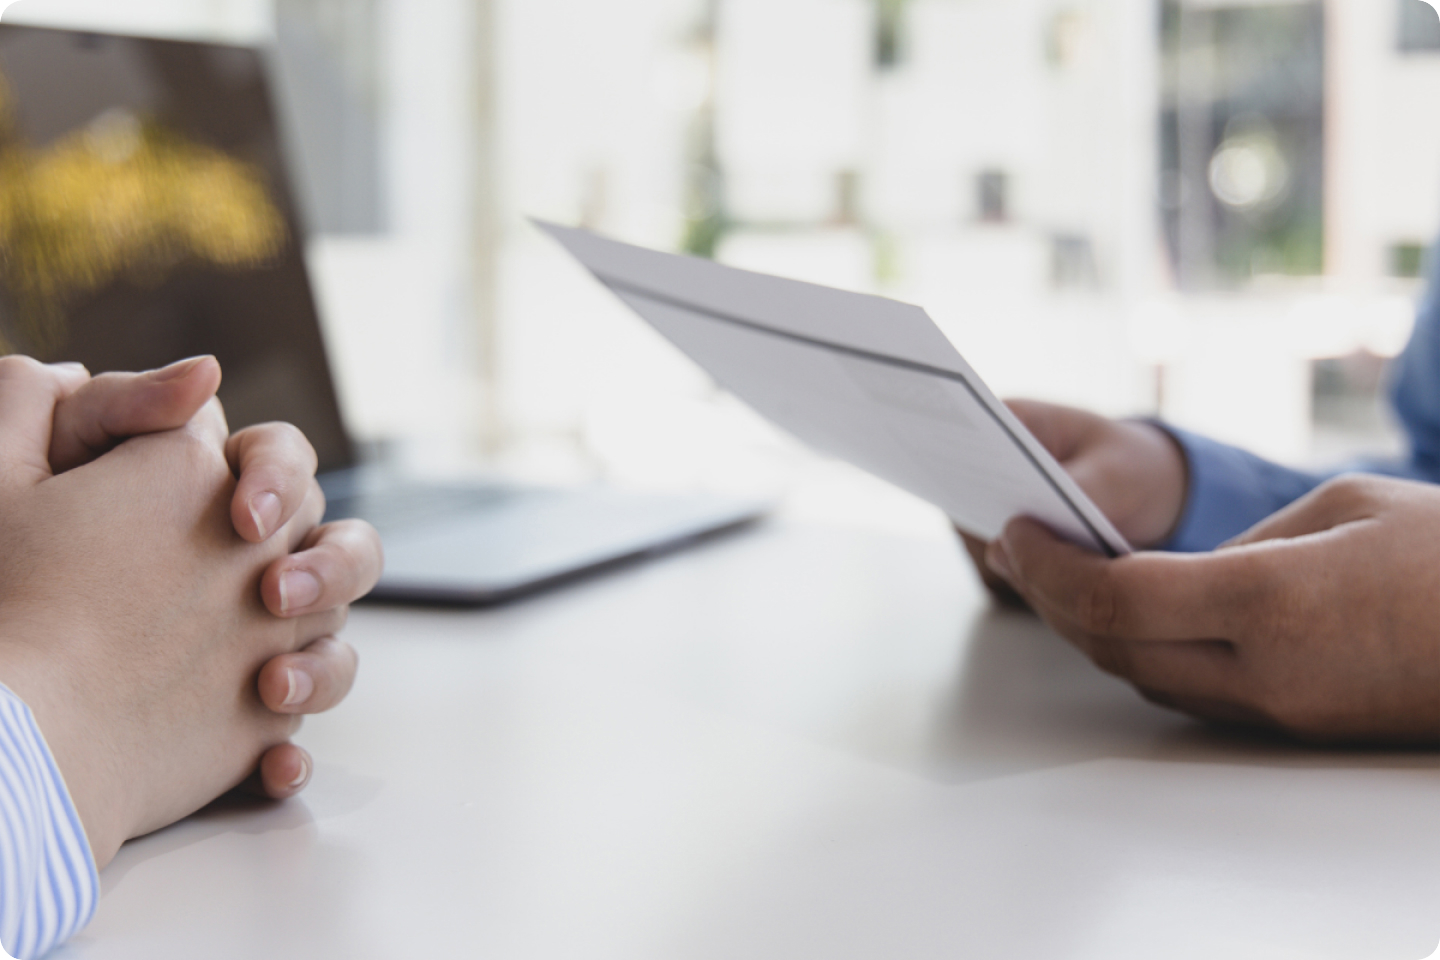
(60, 517), (1440, 960)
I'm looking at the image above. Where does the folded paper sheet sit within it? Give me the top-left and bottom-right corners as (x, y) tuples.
(540, 221), (1131, 557)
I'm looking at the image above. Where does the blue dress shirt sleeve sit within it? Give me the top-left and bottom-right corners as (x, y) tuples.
(1159, 427), (1330, 553)
(0, 683), (99, 960)
(1160, 244), (1440, 553)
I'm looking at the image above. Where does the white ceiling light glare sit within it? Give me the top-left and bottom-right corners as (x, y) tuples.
(0, 2), (17, 20)
(1208, 132), (1290, 212)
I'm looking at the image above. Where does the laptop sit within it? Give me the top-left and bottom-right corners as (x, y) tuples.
(0, 24), (767, 604)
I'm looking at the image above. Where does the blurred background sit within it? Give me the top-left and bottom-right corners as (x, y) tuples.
(5, 0), (1440, 530)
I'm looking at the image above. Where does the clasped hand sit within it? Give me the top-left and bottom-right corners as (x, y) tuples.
(0, 356), (382, 868)
(968, 400), (1440, 744)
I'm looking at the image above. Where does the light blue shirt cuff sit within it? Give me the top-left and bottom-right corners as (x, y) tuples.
(0, 683), (99, 960)
(1157, 426), (1329, 554)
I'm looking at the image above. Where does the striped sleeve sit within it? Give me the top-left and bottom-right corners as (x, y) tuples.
(0, 684), (98, 960)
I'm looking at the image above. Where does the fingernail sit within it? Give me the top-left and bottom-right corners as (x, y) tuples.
(282, 667), (315, 707)
(248, 491), (282, 540)
(55, 361), (88, 373)
(152, 355), (211, 382)
(288, 752), (311, 790)
(278, 570), (321, 614)
(987, 541), (1016, 582)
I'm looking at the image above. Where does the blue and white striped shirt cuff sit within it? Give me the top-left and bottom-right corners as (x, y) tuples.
(0, 684), (98, 960)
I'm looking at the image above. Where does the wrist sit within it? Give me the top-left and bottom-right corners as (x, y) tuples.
(1119, 419), (1190, 548)
(0, 613), (132, 868)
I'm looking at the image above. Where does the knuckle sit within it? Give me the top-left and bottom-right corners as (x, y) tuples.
(267, 420), (306, 442)
(270, 420), (311, 450)
(309, 609), (349, 640)
(1317, 474), (1376, 512)
(1218, 552), (1286, 633)
(310, 478), (327, 518)
(160, 426), (230, 483)
(0, 354), (45, 381)
(363, 522), (384, 568)
(285, 483), (326, 535)
(200, 395), (228, 427)
(177, 406), (227, 448)
(354, 516), (382, 547)
(318, 635), (359, 671)
(1087, 641), (1132, 678)
(175, 423), (226, 463)
(259, 421), (313, 456)
(1252, 684), (1319, 736)
(336, 519), (383, 569)
(246, 421), (319, 475)
(1077, 572), (1124, 635)
(260, 712), (303, 742)
(319, 537), (360, 582)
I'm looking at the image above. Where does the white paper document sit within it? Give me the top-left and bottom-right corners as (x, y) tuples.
(540, 221), (1132, 557)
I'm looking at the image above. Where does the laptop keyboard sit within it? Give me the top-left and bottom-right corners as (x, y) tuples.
(324, 482), (527, 533)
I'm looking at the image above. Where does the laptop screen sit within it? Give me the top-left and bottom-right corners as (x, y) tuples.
(0, 24), (354, 471)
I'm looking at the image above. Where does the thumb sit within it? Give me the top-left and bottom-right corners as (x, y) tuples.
(1005, 398), (1105, 463)
(0, 356), (90, 488)
(48, 356), (221, 472)
(1222, 477), (1378, 549)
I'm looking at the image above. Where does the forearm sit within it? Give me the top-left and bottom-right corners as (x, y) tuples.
(0, 683), (98, 960)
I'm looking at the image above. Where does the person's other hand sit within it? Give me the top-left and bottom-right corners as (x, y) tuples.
(984, 474), (1440, 743)
(960, 400), (1188, 604)
(39, 357), (382, 798)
